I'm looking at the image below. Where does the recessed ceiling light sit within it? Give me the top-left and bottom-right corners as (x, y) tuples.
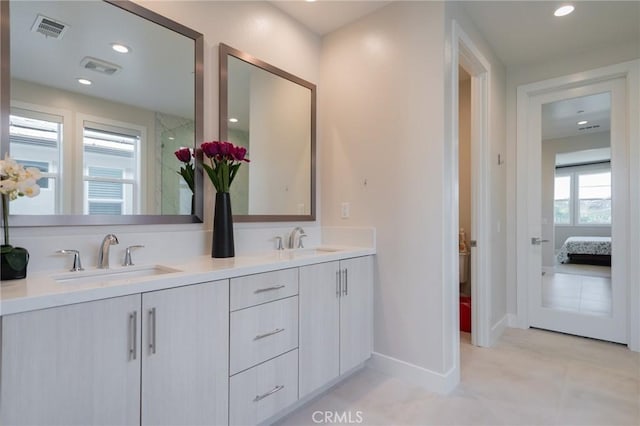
(229, 118), (239, 123)
(305, 0), (317, 2)
(77, 78), (92, 85)
(111, 43), (130, 54)
(577, 120), (588, 125)
(554, 5), (575, 17)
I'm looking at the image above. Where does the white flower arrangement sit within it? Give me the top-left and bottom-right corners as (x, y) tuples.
(0, 154), (42, 201)
(1, 154), (42, 248)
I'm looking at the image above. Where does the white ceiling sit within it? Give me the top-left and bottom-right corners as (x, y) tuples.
(273, 1), (639, 68)
(270, 1), (391, 35)
(10, 1), (195, 118)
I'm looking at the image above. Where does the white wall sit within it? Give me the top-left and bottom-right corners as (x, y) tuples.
(321, 1), (448, 377)
(541, 132), (611, 266)
(8, 1), (322, 271)
(505, 42), (640, 315)
(320, 1), (506, 390)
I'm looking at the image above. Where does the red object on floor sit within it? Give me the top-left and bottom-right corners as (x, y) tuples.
(460, 296), (472, 332)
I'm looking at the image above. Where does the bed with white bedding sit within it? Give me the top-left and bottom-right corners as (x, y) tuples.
(556, 236), (612, 265)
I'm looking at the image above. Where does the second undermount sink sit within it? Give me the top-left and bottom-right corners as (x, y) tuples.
(54, 264), (182, 285)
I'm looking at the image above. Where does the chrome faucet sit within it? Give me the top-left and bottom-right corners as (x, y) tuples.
(97, 234), (119, 269)
(288, 226), (306, 249)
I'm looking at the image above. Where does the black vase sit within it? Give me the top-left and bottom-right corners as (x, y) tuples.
(212, 192), (234, 258)
(1, 245), (29, 281)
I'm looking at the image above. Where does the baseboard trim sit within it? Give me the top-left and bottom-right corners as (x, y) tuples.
(490, 314), (508, 346)
(507, 313), (518, 327)
(367, 352), (458, 395)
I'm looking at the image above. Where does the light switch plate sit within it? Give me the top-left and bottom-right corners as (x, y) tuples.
(341, 202), (350, 219)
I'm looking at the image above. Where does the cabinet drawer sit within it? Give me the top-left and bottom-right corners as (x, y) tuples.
(230, 349), (298, 426)
(230, 268), (298, 311)
(230, 296), (298, 375)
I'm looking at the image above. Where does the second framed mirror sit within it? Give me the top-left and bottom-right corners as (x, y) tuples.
(219, 43), (316, 222)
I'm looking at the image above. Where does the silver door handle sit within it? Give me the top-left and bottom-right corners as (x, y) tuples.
(254, 328), (285, 340)
(128, 311), (137, 361)
(336, 270), (341, 297)
(253, 385), (284, 402)
(148, 307), (156, 355)
(254, 285), (285, 294)
(531, 237), (550, 245)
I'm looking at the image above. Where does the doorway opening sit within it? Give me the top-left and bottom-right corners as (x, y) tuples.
(458, 66), (473, 340)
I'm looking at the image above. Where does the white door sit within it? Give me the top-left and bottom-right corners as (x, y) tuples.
(0, 295), (141, 425)
(526, 78), (627, 343)
(141, 281), (229, 426)
(339, 256), (373, 374)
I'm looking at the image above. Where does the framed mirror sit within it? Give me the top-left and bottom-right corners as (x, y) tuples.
(0, 0), (203, 226)
(219, 44), (316, 222)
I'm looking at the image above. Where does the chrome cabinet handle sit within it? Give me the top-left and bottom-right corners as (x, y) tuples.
(342, 269), (348, 296)
(128, 311), (137, 360)
(254, 328), (285, 340)
(254, 285), (285, 294)
(336, 270), (341, 297)
(253, 385), (284, 402)
(148, 307), (156, 354)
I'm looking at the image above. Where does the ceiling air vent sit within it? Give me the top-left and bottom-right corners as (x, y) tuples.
(31, 14), (68, 39)
(80, 57), (122, 76)
(579, 124), (601, 131)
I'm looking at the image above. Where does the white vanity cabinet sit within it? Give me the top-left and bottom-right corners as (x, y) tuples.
(0, 295), (142, 426)
(0, 280), (229, 426)
(141, 280), (229, 426)
(299, 256), (373, 398)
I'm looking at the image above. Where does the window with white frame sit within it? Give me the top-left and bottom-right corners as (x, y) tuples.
(9, 111), (62, 214)
(82, 122), (140, 215)
(554, 166), (611, 226)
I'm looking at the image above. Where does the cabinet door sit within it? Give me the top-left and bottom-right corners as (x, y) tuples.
(298, 261), (340, 398)
(340, 256), (373, 374)
(0, 295), (141, 426)
(141, 280), (229, 426)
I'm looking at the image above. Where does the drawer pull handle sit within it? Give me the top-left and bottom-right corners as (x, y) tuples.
(254, 285), (285, 294)
(253, 385), (285, 402)
(254, 328), (285, 340)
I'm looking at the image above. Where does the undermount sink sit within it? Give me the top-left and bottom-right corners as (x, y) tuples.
(54, 265), (182, 285)
(288, 247), (343, 257)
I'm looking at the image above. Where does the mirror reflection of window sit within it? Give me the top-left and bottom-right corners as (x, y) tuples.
(553, 175), (571, 225)
(82, 123), (140, 215)
(9, 111), (62, 214)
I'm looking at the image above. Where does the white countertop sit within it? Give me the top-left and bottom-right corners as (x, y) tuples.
(0, 246), (375, 316)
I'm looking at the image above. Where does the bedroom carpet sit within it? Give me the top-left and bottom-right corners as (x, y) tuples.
(276, 328), (639, 426)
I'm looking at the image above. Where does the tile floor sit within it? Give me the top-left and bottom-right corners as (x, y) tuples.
(276, 328), (640, 425)
(542, 272), (612, 316)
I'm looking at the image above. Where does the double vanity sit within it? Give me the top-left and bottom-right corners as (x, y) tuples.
(0, 241), (375, 426)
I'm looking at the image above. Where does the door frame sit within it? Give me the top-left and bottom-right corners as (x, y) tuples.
(449, 20), (492, 348)
(515, 60), (640, 351)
